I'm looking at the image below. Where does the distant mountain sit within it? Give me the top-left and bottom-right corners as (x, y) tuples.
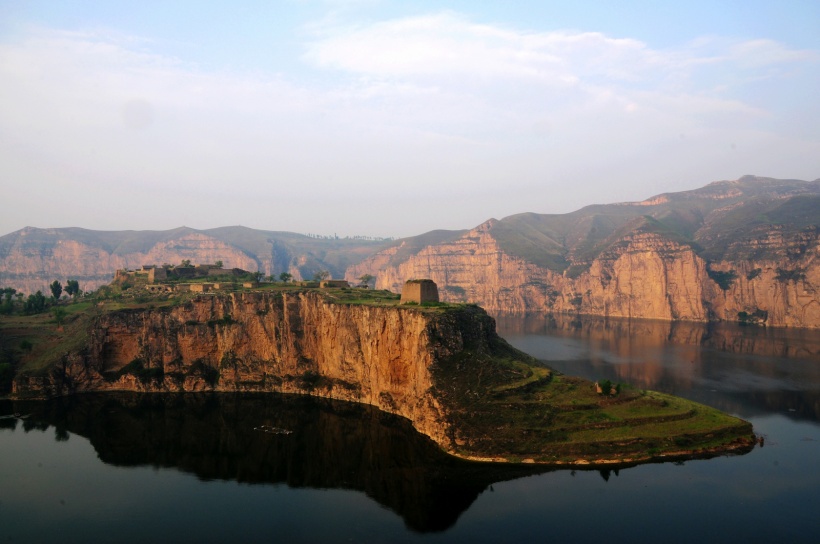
(346, 176), (820, 328)
(0, 226), (390, 295)
(1, 176), (818, 327)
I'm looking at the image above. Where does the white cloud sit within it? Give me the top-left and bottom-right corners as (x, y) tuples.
(0, 15), (817, 237)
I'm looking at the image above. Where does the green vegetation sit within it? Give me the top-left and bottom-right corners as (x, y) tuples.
(775, 267), (806, 282)
(65, 279), (81, 298)
(51, 306), (67, 327)
(431, 318), (753, 464)
(707, 268), (737, 290)
(737, 309), (768, 325)
(49, 280), (62, 300)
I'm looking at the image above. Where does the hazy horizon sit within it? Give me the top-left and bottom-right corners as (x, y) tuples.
(2, 173), (817, 240)
(2, 1), (818, 238)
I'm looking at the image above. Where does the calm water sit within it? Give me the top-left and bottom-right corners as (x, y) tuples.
(2, 314), (819, 543)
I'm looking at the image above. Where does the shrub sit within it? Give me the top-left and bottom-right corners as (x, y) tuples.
(188, 361), (219, 386)
(775, 268), (806, 282)
(300, 370), (321, 390)
(738, 309), (768, 325)
(206, 315), (236, 327)
(746, 268), (762, 281)
(707, 269), (737, 290)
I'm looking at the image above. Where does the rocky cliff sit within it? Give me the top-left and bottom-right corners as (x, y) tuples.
(8, 289), (754, 463)
(12, 291), (498, 448)
(347, 177), (820, 328)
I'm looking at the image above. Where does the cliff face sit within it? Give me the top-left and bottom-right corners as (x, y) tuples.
(349, 225), (818, 327)
(348, 226), (712, 319)
(708, 228), (820, 328)
(348, 221), (555, 314)
(13, 292), (498, 448)
(347, 177), (820, 328)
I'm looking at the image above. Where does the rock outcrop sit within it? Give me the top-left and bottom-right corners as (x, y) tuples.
(9, 289), (755, 464)
(13, 291), (497, 449)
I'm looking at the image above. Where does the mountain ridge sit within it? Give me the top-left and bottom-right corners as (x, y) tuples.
(1, 175), (818, 327)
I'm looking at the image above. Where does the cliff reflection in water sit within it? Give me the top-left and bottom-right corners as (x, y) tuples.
(495, 313), (820, 422)
(12, 393), (545, 533)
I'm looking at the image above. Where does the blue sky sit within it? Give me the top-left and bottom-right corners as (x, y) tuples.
(1, 1), (818, 237)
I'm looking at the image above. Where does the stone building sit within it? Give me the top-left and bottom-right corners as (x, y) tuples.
(148, 267), (168, 283)
(400, 279), (439, 304)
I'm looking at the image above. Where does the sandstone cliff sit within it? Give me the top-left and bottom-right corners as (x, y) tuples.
(13, 291), (498, 448)
(8, 289), (754, 463)
(347, 177), (820, 328)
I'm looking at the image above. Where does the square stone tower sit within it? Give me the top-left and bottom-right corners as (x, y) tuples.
(400, 279), (440, 304)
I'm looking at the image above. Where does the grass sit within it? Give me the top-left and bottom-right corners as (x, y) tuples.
(1, 308), (92, 375)
(432, 341), (754, 463)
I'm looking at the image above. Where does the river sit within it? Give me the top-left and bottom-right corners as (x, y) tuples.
(1, 314), (818, 543)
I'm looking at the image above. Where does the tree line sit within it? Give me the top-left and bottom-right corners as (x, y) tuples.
(0, 279), (82, 316)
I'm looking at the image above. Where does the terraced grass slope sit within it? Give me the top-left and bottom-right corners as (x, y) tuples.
(432, 334), (754, 464)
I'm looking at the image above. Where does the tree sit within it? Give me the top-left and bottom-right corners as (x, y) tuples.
(65, 279), (80, 298)
(0, 287), (15, 314)
(313, 270), (330, 282)
(254, 271), (264, 283)
(279, 272), (292, 283)
(215, 260), (223, 268)
(52, 306), (67, 327)
(358, 274), (374, 288)
(24, 291), (47, 314)
(180, 259), (191, 267)
(49, 280), (62, 301)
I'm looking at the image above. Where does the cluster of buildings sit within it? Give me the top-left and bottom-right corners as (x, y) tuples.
(114, 264), (253, 294)
(113, 264), (442, 303)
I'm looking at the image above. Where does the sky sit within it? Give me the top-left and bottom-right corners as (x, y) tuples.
(1, 0), (818, 238)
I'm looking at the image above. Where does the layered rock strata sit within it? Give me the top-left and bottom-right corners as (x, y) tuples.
(13, 291), (495, 448)
(348, 224), (819, 328)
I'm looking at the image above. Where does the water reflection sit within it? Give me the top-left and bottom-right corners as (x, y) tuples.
(495, 313), (820, 423)
(5, 393), (547, 533)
